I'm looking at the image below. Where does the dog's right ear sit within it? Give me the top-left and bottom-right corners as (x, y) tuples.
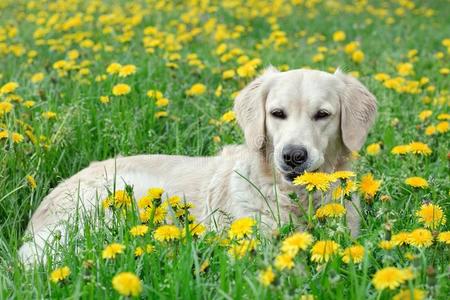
(233, 66), (279, 152)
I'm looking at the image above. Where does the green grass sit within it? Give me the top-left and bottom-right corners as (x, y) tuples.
(1, 0), (449, 299)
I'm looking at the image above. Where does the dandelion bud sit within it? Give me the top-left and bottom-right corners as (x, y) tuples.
(384, 223), (392, 241)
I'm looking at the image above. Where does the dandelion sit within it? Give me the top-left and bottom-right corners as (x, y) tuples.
(407, 228), (433, 248)
(392, 232), (410, 246)
(342, 245), (365, 264)
(437, 231), (450, 244)
(12, 132), (24, 143)
(221, 111), (236, 123)
(310, 240), (340, 263)
(332, 180), (357, 200)
(102, 243), (125, 259)
(103, 190), (132, 209)
(185, 83), (206, 96)
(281, 232), (313, 256)
(106, 62), (122, 74)
(379, 240), (396, 250)
(154, 225), (181, 242)
(42, 111), (57, 119)
(155, 111), (168, 118)
(130, 225), (149, 237)
(112, 83), (131, 96)
(0, 101), (13, 115)
(393, 289), (426, 300)
(229, 217), (256, 239)
(408, 142), (432, 155)
(99, 96), (110, 104)
(404, 177), (428, 188)
(186, 223), (206, 237)
(416, 203), (446, 229)
(0, 82), (19, 94)
(222, 69), (235, 79)
(274, 253), (295, 270)
(147, 187), (164, 199)
(147, 90), (163, 99)
(371, 267), (412, 290)
(31, 72), (44, 83)
(50, 266), (71, 283)
(259, 266), (276, 286)
(418, 110), (432, 121)
(112, 272), (142, 297)
(332, 30), (346, 42)
(315, 203), (346, 219)
(134, 247), (144, 257)
(359, 173), (381, 200)
(391, 145), (410, 155)
(332, 171), (355, 180)
(119, 64), (136, 77)
(396, 62), (414, 76)
(156, 97), (169, 107)
(351, 50), (364, 63)
(425, 125), (435, 135)
(228, 239), (258, 258)
(293, 172), (335, 192)
(436, 121), (449, 133)
(26, 175), (37, 189)
(366, 143), (381, 155)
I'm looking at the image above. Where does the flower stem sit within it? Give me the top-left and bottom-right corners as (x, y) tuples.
(308, 192), (314, 226)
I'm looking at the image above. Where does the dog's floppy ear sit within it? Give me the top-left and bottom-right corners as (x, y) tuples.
(335, 69), (377, 151)
(234, 66), (279, 152)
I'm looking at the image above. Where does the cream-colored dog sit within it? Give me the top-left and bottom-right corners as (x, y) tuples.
(19, 68), (376, 264)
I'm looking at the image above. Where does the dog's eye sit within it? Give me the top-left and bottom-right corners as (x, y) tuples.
(271, 109), (286, 119)
(314, 110), (330, 120)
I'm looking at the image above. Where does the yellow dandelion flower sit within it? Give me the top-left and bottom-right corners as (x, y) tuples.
(344, 41), (359, 54)
(106, 190), (132, 208)
(0, 101), (13, 115)
(332, 180), (357, 200)
(281, 232), (313, 256)
(228, 239), (258, 259)
(437, 231), (450, 244)
(393, 289), (426, 300)
(418, 110), (432, 121)
(222, 69), (235, 80)
(425, 125), (436, 135)
(185, 83), (206, 96)
(102, 243), (125, 259)
(436, 121), (449, 133)
(167, 195), (181, 207)
(408, 142), (432, 155)
(112, 83), (131, 96)
(220, 111), (236, 123)
(405, 177), (428, 189)
(118, 64), (136, 77)
(391, 145), (410, 155)
(0, 82), (19, 94)
(228, 217), (256, 239)
(12, 132), (24, 143)
(310, 240), (340, 263)
(359, 173), (381, 199)
(351, 50), (364, 63)
(379, 240), (396, 250)
(293, 172), (336, 192)
(130, 225), (149, 237)
(186, 223), (206, 237)
(332, 171), (356, 180)
(50, 266), (71, 283)
(374, 73), (390, 81)
(315, 203), (346, 219)
(437, 113), (450, 120)
(146, 244), (155, 253)
(156, 97), (169, 107)
(154, 225), (181, 242)
(26, 175), (37, 189)
(106, 62), (122, 74)
(155, 111), (168, 118)
(366, 143), (381, 155)
(396, 62), (414, 76)
(42, 111), (57, 119)
(332, 30), (346, 42)
(31, 72), (45, 83)
(416, 203), (446, 229)
(372, 267), (413, 290)
(112, 272), (142, 297)
(259, 266), (275, 286)
(134, 247), (144, 257)
(147, 90), (163, 99)
(407, 228), (433, 248)
(391, 232), (410, 246)
(99, 96), (110, 104)
(147, 187), (164, 199)
(342, 245), (365, 264)
(275, 253), (295, 270)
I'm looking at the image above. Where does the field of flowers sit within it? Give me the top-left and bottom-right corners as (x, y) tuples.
(0, 0), (449, 299)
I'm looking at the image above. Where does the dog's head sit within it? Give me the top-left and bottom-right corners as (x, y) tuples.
(234, 67), (377, 184)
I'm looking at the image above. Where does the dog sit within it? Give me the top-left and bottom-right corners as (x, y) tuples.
(19, 67), (377, 265)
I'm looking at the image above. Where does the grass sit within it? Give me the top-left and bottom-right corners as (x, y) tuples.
(0, 0), (449, 299)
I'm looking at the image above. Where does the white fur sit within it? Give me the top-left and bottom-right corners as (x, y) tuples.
(19, 68), (376, 265)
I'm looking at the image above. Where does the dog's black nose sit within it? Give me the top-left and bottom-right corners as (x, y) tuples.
(282, 145), (308, 168)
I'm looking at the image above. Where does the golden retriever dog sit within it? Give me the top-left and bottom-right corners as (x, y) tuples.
(19, 67), (376, 265)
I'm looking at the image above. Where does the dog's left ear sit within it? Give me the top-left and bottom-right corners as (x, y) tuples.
(234, 66), (279, 152)
(335, 69), (377, 151)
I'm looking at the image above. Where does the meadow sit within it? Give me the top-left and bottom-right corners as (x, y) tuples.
(0, 0), (449, 299)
